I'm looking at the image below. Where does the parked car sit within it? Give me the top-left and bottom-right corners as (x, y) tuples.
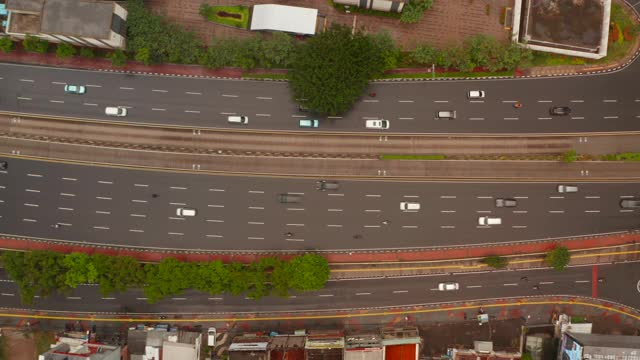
(365, 119), (389, 129)
(620, 199), (640, 208)
(299, 119), (319, 128)
(495, 198), (517, 207)
(467, 90), (485, 99)
(550, 106), (572, 116)
(435, 110), (456, 119)
(207, 327), (217, 347)
(557, 185), (578, 193)
(400, 202), (421, 212)
(438, 282), (459, 291)
(64, 84), (86, 95)
(478, 216), (502, 226)
(176, 208), (197, 217)
(316, 180), (339, 191)
(105, 106), (127, 117)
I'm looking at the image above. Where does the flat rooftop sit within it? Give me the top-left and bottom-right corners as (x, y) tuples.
(41, 0), (114, 39)
(521, 0), (604, 51)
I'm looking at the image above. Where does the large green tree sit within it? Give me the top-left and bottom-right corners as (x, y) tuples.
(286, 254), (330, 291)
(289, 24), (387, 115)
(545, 246), (571, 271)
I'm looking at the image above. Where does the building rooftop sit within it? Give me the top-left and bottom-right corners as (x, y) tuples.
(568, 331), (640, 350)
(270, 336), (306, 360)
(6, 0), (44, 13)
(38, 342), (120, 360)
(40, 0), (113, 39)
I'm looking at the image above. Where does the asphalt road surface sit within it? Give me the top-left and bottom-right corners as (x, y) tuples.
(0, 263), (636, 313)
(1, 62), (640, 134)
(2, 158), (639, 251)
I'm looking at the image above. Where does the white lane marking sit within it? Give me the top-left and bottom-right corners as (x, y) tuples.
(327, 224), (342, 227)
(514, 196), (529, 199)
(22, 218), (37, 222)
(288, 192), (305, 195)
(603, 116), (619, 119)
(206, 219), (224, 223)
(170, 202), (186, 206)
(602, 99), (617, 103)
(620, 195), (635, 198)
(102, 297), (117, 300)
(571, 116), (585, 120)
(538, 117), (552, 120)
(328, 209), (343, 212)
(513, 210), (528, 214)
(549, 196), (565, 199)
(93, 226), (109, 230)
(286, 238), (305, 242)
(134, 184), (149, 187)
(476, 210), (492, 213)
(49, 100), (64, 104)
(441, 225), (455, 229)
(398, 117), (414, 120)
(120, 87), (134, 90)
(318, 294), (334, 297)
(256, 113), (271, 117)
(27, 173), (43, 177)
(365, 209), (381, 212)
(477, 196), (493, 199)
(363, 100), (379, 103)
(249, 206), (264, 210)
(366, 194), (381, 198)
(540, 281), (554, 285)
(19, 79), (34, 82)
(52, 81), (66, 85)
(1, 293), (14, 296)
(185, 110), (200, 113)
(585, 210), (601, 213)
(287, 208), (305, 211)
(222, 94), (238, 98)
(168, 232), (184, 236)
(402, 225), (418, 229)
(356, 292), (371, 296)
(220, 112), (236, 115)
(469, 117), (484, 120)
(130, 214), (147, 218)
(585, 196), (600, 199)
(549, 210), (565, 214)
(169, 217), (184, 221)
(58, 207), (74, 211)
(503, 283), (519, 286)
(248, 221), (264, 225)
(186, 92), (202, 95)
(96, 196), (112, 200)
(248, 190), (264, 194)
(62, 177), (77, 181)
(364, 225), (381, 228)
(287, 223), (305, 226)
(83, 103), (98, 106)
(256, 96), (272, 100)
(98, 180), (113, 184)
(95, 211), (110, 215)
(440, 210), (456, 213)
(327, 116), (342, 119)
(575, 280), (590, 283)
(66, 297), (82, 300)
(328, 193), (344, 197)
(403, 195), (419, 198)
(172, 298), (187, 300)
(129, 229), (144, 233)
(209, 188), (225, 192)
(537, 100), (553, 103)
(170, 186), (187, 190)
(440, 195), (456, 199)
(86, 84), (102, 88)
(502, 100), (518, 103)
(152, 89), (168, 93)
(248, 237), (264, 240)
(131, 199), (147, 203)
(469, 100), (484, 103)
(136, 298), (148, 301)
(152, 108), (166, 111)
(25, 189), (40, 193)
(393, 290), (409, 294)
(466, 285), (482, 288)
(620, 209), (634, 213)
(24, 203), (39, 207)
(399, 100), (415, 103)
(206, 234), (223, 238)
(504, 117), (519, 120)
(208, 204), (224, 208)
(570, 100), (584, 103)
(512, 225), (527, 229)
(433, 100), (448, 103)
(17, 97), (32, 100)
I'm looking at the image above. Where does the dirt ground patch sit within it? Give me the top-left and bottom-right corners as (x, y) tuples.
(3, 329), (38, 360)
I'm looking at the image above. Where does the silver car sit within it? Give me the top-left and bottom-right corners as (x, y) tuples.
(620, 199), (640, 208)
(495, 198), (517, 207)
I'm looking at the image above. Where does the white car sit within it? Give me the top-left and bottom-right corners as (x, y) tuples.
(478, 216), (501, 226)
(467, 90), (485, 99)
(438, 282), (459, 291)
(176, 208), (197, 217)
(207, 327), (217, 347)
(105, 106), (127, 117)
(400, 202), (420, 212)
(557, 185), (578, 193)
(365, 119), (389, 129)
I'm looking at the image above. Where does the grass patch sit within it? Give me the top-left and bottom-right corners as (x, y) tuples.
(242, 73), (289, 80)
(380, 70), (513, 79)
(199, 5), (250, 29)
(328, 0), (402, 18)
(34, 331), (55, 354)
(0, 336), (6, 360)
(571, 316), (588, 323)
(381, 154), (446, 160)
(601, 152), (640, 161)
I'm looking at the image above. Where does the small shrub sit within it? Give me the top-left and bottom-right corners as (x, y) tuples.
(545, 246), (570, 271)
(400, 0), (433, 24)
(562, 149), (578, 163)
(55, 43), (76, 58)
(107, 49), (127, 67)
(481, 255), (509, 269)
(79, 47), (95, 58)
(485, 4), (491, 15)
(22, 35), (49, 53)
(0, 37), (14, 53)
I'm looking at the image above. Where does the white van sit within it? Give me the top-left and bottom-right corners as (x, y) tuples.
(365, 119), (389, 129)
(105, 106), (127, 117)
(557, 185), (578, 193)
(207, 327), (217, 347)
(478, 216), (501, 226)
(176, 208), (197, 217)
(228, 116), (248, 124)
(400, 202), (420, 212)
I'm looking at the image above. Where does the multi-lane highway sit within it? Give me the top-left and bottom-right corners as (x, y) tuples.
(0, 263), (636, 313)
(2, 158), (638, 251)
(1, 62), (640, 133)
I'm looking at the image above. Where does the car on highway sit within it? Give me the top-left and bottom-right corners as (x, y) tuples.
(467, 90), (485, 99)
(400, 202), (420, 212)
(557, 185), (578, 193)
(227, 116), (248, 124)
(549, 106), (572, 116)
(278, 193), (301, 203)
(620, 199), (640, 208)
(438, 282), (459, 291)
(105, 106), (127, 117)
(207, 327), (217, 347)
(365, 119), (389, 129)
(478, 216), (502, 226)
(0, 161), (6, 170)
(316, 180), (339, 191)
(435, 110), (456, 119)
(64, 84), (86, 95)
(299, 119), (319, 128)
(176, 207), (197, 217)
(495, 198), (517, 207)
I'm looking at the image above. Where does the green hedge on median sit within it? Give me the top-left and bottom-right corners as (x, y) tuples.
(601, 152), (640, 161)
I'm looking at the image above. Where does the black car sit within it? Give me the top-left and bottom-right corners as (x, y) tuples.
(0, 161), (7, 170)
(550, 106), (572, 116)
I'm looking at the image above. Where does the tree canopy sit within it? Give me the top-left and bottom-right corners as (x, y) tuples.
(289, 24), (389, 116)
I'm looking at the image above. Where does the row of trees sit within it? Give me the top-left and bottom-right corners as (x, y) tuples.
(481, 246), (571, 270)
(2, 251), (330, 305)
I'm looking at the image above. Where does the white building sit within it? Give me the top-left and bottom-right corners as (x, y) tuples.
(4, 0), (127, 50)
